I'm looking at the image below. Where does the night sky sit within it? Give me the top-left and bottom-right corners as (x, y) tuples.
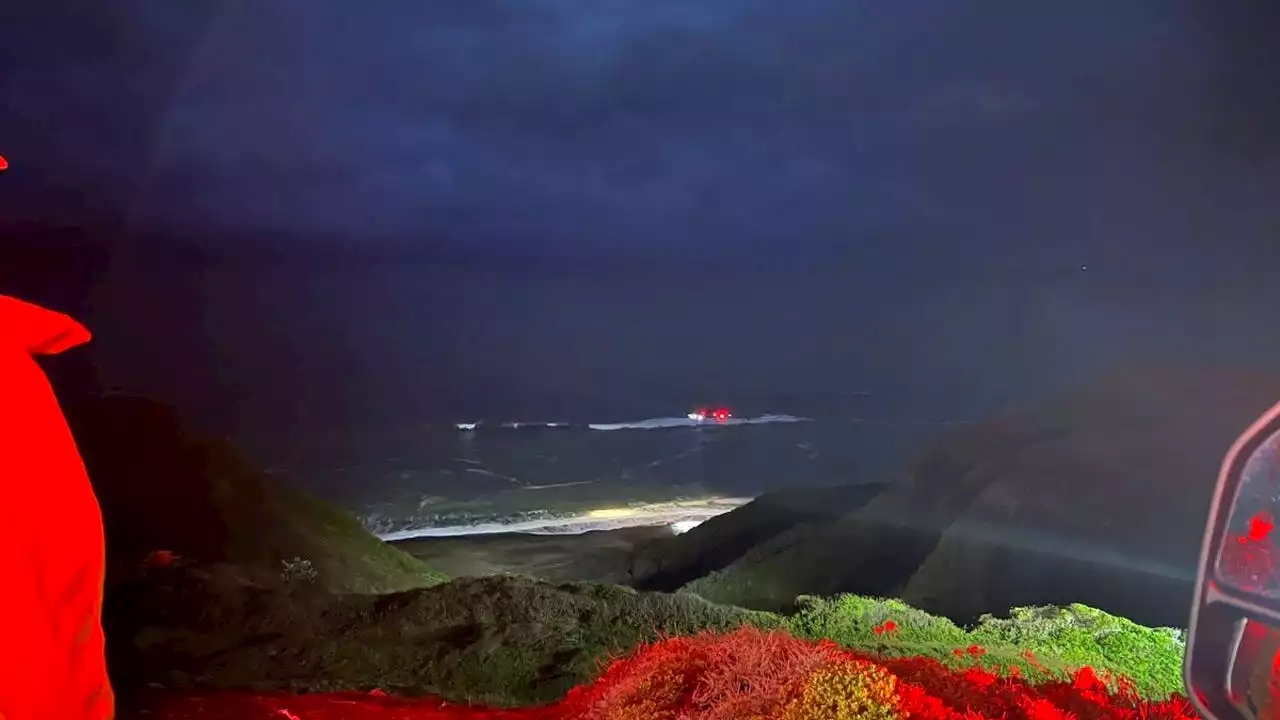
(3, 2), (1280, 463)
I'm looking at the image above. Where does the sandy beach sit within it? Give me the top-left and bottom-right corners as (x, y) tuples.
(394, 525), (674, 584)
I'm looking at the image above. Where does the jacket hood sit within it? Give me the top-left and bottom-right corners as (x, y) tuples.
(0, 295), (91, 356)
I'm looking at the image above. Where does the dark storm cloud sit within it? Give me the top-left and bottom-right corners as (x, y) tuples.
(133, 0), (873, 254)
(108, 1), (1243, 262)
(0, 5), (216, 211)
(4, 0), (1276, 272)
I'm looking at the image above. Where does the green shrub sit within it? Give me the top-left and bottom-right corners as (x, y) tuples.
(787, 594), (967, 648)
(781, 596), (1184, 698)
(967, 603), (1185, 697)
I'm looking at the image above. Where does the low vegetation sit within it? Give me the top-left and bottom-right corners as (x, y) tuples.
(117, 562), (1187, 715)
(563, 625), (1195, 720)
(783, 594), (1186, 698)
(114, 568), (778, 708)
(147, 624), (1196, 719)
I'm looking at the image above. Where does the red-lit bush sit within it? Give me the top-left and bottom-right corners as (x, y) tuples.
(563, 626), (855, 719)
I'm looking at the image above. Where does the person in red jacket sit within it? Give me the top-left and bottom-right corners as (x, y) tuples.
(0, 295), (114, 719)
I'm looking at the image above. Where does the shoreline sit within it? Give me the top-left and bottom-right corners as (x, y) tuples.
(374, 496), (753, 542)
(393, 524), (677, 585)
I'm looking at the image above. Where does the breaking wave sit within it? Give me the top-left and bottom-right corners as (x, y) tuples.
(454, 413), (810, 432)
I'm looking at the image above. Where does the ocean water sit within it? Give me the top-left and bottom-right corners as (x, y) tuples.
(276, 413), (965, 539)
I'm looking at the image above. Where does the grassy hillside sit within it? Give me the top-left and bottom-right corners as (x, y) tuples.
(782, 594), (1185, 699)
(674, 407), (1072, 612)
(145, 622), (1198, 720)
(116, 566), (1187, 710)
(66, 394), (445, 595)
(679, 364), (1280, 627)
(629, 482), (888, 592)
(114, 569), (778, 708)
